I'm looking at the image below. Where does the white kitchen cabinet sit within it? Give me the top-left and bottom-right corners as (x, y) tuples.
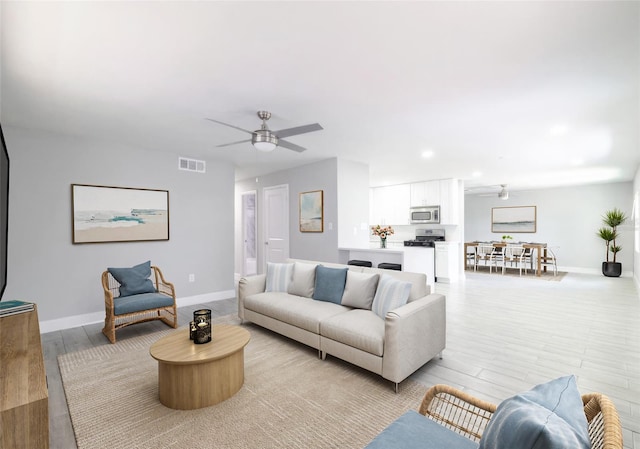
(435, 241), (460, 282)
(403, 247), (435, 290)
(410, 180), (440, 207)
(439, 179), (460, 225)
(369, 184), (410, 225)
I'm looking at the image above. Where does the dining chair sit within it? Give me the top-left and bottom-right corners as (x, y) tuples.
(502, 244), (526, 276)
(475, 243), (499, 273)
(540, 247), (559, 276)
(521, 246), (535, 273)
(465, 246), (477, 270)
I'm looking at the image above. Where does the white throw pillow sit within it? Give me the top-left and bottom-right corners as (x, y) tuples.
(341, 271), (379, 310)
(265, 262), (294, 292)
(371, 274), (412, 318)
(288, 262), (317, 297)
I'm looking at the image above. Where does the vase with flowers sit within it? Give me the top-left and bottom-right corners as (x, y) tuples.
(371, 225), (394, 248)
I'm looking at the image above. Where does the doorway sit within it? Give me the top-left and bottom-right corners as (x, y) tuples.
(241, 190), (257, 276)
(263, 184), (289, 268)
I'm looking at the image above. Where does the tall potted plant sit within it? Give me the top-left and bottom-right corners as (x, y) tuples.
(597, 208), (627, 277)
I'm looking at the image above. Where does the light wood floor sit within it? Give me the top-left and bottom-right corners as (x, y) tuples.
(42, 272), (639, 449)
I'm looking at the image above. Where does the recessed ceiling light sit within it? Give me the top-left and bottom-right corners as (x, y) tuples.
(549, 124), (569, 136)
(421, 150), (434, 159)
(570, 158), (584, 166)
(472, 171), (482, 177)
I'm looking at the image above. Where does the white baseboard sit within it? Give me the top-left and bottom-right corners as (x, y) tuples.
(39, 312), (105, 334)
(39, 289), (236, 334)
(175, 290), (236, 308)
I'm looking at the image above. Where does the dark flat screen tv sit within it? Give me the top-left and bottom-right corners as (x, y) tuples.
(0, 122), (9, 300)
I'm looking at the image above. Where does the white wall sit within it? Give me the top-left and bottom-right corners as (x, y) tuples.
(235, 158), (340, 275)
(337, 159), (369, 248)
(465, 182), (634, 274)
(633, 166), (640, 288)
(3, 126), (235, 327)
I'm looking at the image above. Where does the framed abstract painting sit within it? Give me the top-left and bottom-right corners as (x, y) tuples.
(299, 190), (323, 232)
(72, 184), (169, 243)
(491, 205), (537, 233)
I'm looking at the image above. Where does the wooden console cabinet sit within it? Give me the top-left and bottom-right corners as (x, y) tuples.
(0, 306), (49, 449)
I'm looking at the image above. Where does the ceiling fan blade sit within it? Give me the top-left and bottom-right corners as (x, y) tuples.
(205, 118), (253, 135)
(277, 139), (307, 153)
(216, 139), (252, 148)
(273, 123), (323, 139)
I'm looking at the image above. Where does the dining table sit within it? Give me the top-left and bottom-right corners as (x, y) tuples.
(464, 241), (548, 276)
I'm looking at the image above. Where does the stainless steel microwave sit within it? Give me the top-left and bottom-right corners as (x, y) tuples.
(410, 206), (440, 224)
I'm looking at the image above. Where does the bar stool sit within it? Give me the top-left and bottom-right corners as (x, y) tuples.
(347, 260), (372, 267)
(378, 263), (401, 271)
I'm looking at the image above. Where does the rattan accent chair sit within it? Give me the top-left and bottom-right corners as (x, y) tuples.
(419, 384), (623, 449)
(101, 265), (177, 343)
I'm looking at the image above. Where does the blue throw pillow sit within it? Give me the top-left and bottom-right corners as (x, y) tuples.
(265, 262), (294, 292)
(478, 375), (590, 449)
(312, 265), (348, 304)
(108, 261), (156, 297)
(371, 274), (411, 318)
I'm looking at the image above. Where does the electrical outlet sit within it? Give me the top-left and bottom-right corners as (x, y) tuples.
(189, 274), (195, 282)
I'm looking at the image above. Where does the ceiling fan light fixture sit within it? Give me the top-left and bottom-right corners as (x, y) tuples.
(252, 131), (278, 152)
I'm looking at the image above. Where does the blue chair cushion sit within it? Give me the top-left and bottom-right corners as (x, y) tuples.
(113, 292), (174, 315)
(312, 265), (348, 304)
(365, 410), (479, 449)
(478, 375), (590, 449)
(108, 261), (156, 297)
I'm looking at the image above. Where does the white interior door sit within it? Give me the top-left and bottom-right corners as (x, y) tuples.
(263, 184), (289, 267)
(241, 190), (257, 276)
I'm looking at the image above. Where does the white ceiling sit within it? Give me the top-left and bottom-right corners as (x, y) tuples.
(2, 1), (639, 193)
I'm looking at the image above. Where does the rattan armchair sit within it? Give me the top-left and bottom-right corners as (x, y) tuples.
(418, 384), (623, 449)
(102, 265), (177, 343)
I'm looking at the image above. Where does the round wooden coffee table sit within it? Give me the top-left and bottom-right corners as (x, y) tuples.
(149, 324), (251, 410)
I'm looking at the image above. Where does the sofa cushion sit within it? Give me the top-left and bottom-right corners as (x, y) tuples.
(320, 309), (384, 356)
(244, 292), (350, 334)
(313, 265), (348, 304)
(113, 292), (174, 315)
(362, 267), (428, 301)
(341, 271), (379, 310)
(478, 375), (590, 449)
(365, 410), (479, 449)
(108, 261), (156, 297)
(265, 262), (294, 292)
(288, 262), (317, 298)
(371, 274), (412, 318)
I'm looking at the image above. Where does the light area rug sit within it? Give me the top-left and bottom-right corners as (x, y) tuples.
(58, 315), (426, 449)
(472, 265), (567, 281)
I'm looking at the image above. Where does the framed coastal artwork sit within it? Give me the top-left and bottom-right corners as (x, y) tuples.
(491, 205), (537, 233)
(72, 184), (169, 243)
(299, 190), (323, 232)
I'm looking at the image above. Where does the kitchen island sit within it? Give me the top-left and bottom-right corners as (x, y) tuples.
(338, 246), (435, 289)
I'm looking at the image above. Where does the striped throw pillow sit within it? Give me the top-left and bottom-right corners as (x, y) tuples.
(371, 274), (412, 318)
(265, 262), (294, 292)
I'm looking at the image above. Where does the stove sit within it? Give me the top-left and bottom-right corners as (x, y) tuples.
(404, 229), (446, 247)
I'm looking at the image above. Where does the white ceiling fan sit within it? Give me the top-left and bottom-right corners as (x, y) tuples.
(206, 111), (323, 153)
(465, 184), (513, 200)
(497, 184), (510, 200)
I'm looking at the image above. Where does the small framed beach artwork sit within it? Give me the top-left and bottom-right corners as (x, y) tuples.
(491, 205), (536, 233)
(72, 184), (169, 243)
(299, 190), (323, 233)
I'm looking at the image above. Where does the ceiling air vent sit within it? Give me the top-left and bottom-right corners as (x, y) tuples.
(178, 157), (206, 173)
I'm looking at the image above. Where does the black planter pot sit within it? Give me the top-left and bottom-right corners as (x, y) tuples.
(602, 262), (622, 277)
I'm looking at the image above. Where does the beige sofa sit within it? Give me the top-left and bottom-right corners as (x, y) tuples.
(238, 259), (446, 391)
